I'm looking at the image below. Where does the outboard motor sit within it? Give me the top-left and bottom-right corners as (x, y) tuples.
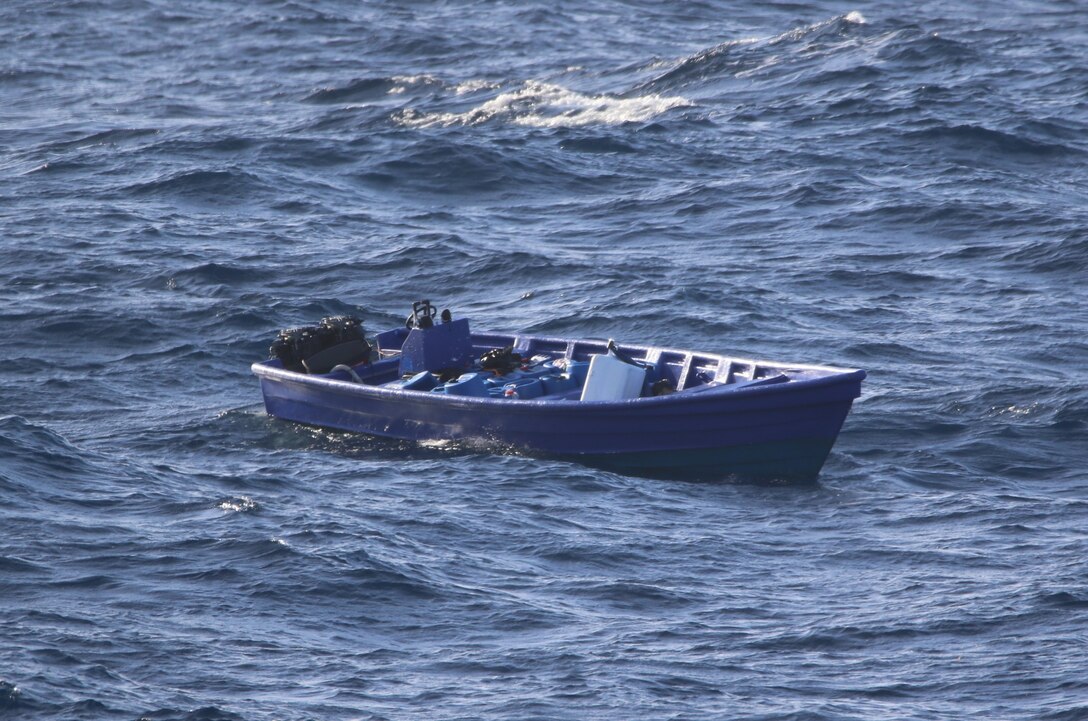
(270, 315), (371, 374)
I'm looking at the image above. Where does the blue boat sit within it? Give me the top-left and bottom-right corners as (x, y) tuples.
(252, 302), (865, 480)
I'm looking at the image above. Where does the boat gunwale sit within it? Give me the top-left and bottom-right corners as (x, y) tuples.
(252, 330), (866, 410)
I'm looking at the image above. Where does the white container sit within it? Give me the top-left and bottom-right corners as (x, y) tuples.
(579, 353), (646, 402)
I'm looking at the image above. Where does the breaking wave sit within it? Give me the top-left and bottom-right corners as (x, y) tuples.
(396, 80), (691, 128)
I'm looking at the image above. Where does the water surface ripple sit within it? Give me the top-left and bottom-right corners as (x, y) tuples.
(2, 1), (1087, 719)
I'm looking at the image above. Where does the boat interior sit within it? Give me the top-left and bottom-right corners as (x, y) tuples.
(291, 302), (806, 402)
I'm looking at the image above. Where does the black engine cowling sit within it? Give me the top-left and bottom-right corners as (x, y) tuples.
(269, 315), (371, 373)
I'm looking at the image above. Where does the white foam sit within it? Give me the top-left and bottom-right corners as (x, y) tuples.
(217, 496), (259, 513)
(453, 78), (499, 95)
(390, 73), (439, 85)
(398, 80), (690, 129)
(389, 74), (440, 94)
(772, 11), (869, 44)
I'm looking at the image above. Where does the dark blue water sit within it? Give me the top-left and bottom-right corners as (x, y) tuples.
(3, 1), (1087, 719)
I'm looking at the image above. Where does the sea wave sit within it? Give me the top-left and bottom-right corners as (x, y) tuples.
(3, 1), (1088, 719)
(397, 80), (691, 128)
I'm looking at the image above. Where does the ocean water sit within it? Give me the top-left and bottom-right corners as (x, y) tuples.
(2, 0), (1087, 719)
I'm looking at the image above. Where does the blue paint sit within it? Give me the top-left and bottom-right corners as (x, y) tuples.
(397, 318), (474, 376)
(2, 1), (1087, 719)
(254, 326), (864, 479)
(440, 371), (489, 398)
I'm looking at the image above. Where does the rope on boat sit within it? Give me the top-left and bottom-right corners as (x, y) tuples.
(331, 364), (363, 383)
